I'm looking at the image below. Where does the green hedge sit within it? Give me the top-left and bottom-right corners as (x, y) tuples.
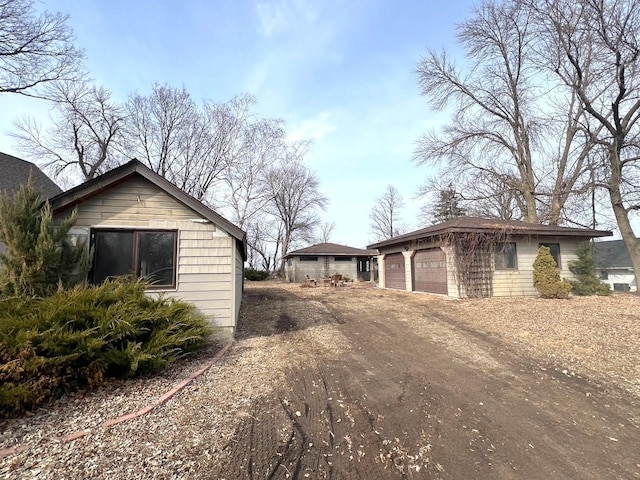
(245, 268), (269, 281)
(0, 278), (211, 418)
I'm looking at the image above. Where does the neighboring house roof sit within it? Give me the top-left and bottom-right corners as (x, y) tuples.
(48, 159), (247, 259)
(0, 151), (62, 199)
(594, 239), (636, 270)
(368, 217), (612, 249)
(285, 242), (377, 258)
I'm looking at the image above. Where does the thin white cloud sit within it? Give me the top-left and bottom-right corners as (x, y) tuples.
(288, 111), (336, 142)
(255, 0), (318, 37)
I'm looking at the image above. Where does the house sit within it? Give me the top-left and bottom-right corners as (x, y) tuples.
(593, 239), (637, 292)
(49, 159), (246, 336)
(0, 151), (63, 256)
(284, 242), (378, 283)
(367, 217), (612, 298)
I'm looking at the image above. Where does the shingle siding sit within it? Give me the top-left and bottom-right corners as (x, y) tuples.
(62, 176), (238, 330)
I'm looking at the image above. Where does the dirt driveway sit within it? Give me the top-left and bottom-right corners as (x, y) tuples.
(2, 281), (639, 479)
(216, 282), (640, 479)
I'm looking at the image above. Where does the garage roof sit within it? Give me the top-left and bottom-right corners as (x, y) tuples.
(368, 217), (612, 249)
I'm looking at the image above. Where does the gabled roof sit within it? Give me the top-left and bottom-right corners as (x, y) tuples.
(593, 239), (636, 269)
(49, 159), (247, 258)
(0, 151), (62, 200)
(285, 242), (377, 258)
(368, 217), (612, 249)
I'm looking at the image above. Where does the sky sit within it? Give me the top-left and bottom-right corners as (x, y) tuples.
(0, 0), (478, 249)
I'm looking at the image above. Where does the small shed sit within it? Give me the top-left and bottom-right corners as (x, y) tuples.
(368, 217), (612, 298)
(285, 242), (378, 283)
(49, 159), (247, 335)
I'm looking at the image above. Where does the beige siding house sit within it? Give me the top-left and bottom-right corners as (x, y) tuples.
(285, 243), (378, 283)
(50, 160), (246, 336)
(368, 218), (611, 298)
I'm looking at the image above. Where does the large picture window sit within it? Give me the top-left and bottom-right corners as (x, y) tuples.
(92, 229), (177, 288)
(539, 242), (561, 269)
(495, 243), (517, 270)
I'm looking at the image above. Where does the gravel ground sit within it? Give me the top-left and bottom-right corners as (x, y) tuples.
(1, 282), (638, 478)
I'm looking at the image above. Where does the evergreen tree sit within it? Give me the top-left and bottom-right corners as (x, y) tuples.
(431, 184), (466, 224)
(533, 246), (572, 299)
(0, 178), (78, 296)
(568, 242), (612, 296)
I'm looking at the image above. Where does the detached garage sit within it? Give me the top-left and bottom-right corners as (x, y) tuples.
(384, 252), (405, 290)
(369, 217), (611, 298)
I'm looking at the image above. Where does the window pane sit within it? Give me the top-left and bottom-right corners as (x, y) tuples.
(138, 232), (176, 287)
(93, 231), (134, 283)
(495, 243), (517, 270)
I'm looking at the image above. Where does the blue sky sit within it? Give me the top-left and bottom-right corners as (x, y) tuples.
(0, 0), (477, 248)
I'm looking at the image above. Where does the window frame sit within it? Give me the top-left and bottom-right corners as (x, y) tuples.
(91, 228), (178, 289)
(334, 256), (353, 262)
(494, 242), (518, 271)
(299, 256), (319, 262)
(539, 242), (562, 269)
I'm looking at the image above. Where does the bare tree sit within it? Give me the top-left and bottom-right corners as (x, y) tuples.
(12, 80), (126, 181)
(370, 185), (405, 241)
(415, 0), (596, 225)
(0, 0), (83, 96)
(125, 83), (196, 179)
(267, 145), (328, 271)
(224, 116), (286, 228)
(126, 86), (257, 203)
(537, 0), (640, 292)
(317, 221), (335, 243)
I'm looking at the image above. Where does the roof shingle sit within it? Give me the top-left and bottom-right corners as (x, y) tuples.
(0, 152), (62, 200)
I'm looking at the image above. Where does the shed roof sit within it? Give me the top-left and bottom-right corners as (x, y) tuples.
(49, 159), (247, 259)
(593, 239), (636, 270)
(0, 151), (62, 200)
(368, 217), (612, 249)
(285, 242), (377, 258)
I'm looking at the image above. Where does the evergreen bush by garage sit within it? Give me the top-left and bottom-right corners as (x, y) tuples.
(533, 246), (572, 299)
(568, 242), (612, 296)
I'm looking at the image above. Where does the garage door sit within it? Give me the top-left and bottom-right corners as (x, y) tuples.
(413, 248), (447, 295)
(385, 253), (406, 290)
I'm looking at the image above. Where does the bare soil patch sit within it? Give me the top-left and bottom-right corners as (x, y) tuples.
(1, 281), (639, 479)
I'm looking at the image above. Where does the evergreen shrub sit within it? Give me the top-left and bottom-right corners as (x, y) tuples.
(533, 246), (572, 299)
(0, 278), (211, 418)
(245, 268), (269, 281)
(568, 242), (612, 296)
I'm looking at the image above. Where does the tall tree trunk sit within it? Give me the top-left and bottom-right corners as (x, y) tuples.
(608, 148), (640, 295)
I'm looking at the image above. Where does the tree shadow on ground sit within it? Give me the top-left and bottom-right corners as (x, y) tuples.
(236, 284), (340, 340)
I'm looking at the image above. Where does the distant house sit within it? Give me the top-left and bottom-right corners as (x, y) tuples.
(0, 152), (63, 256)
(284, 242), (378, 283)
(368, 217), (612, 298)
(593, 239), (637, 292)
(49, 159), (247, 336)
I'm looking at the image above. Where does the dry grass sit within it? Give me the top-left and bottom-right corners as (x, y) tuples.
(443, 294), (640, 397)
